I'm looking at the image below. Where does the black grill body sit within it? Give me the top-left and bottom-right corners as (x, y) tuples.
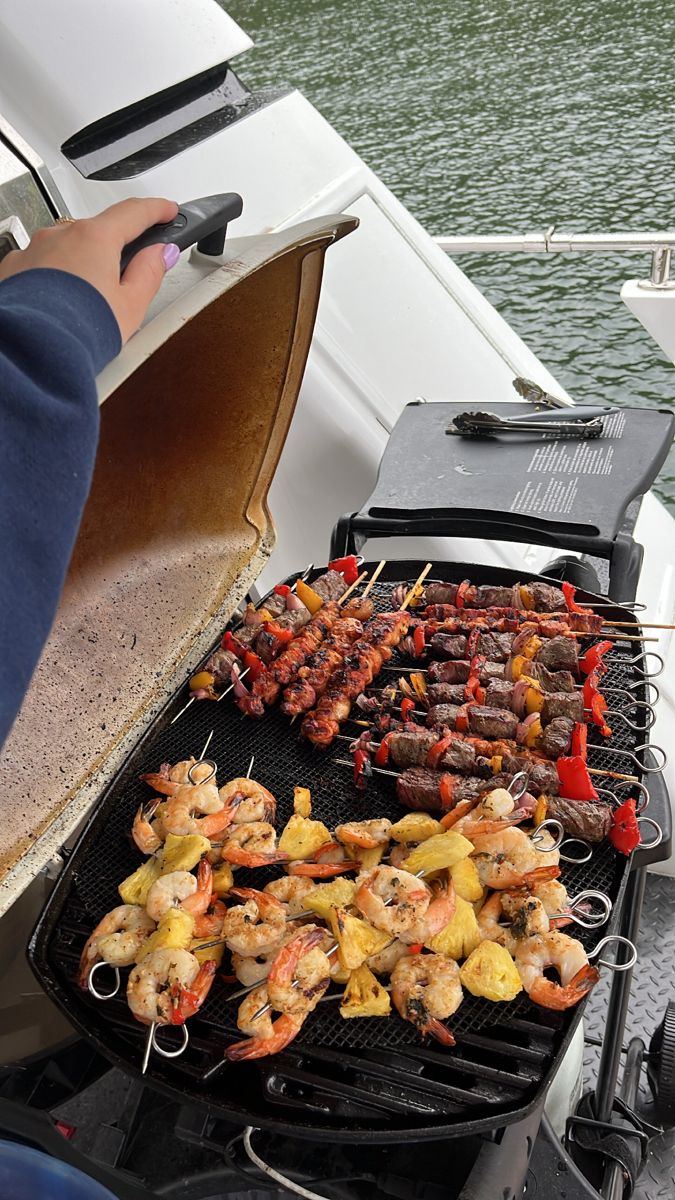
(28, 560), (646, 1143)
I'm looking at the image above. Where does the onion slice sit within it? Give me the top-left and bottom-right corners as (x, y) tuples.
(516, 712), (540, 744)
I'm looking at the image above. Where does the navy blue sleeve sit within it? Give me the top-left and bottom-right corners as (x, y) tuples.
(0, 268), (121, 747)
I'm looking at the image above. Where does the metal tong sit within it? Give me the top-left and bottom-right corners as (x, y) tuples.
(448, 407), (610, 439)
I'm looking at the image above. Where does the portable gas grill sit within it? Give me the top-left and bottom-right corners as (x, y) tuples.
(1, 199), (674, 1197)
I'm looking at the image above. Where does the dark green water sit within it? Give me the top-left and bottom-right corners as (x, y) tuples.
(227, 0), (675, 509)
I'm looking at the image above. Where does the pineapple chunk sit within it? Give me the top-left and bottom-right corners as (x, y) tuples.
(427, 896), (482, 960)
(160, 833), (210, 875)
(211, 863), (234, 896)
(327, 907), (391, 971)
(460, 942), (523, 1002)
(354, 845), (385, 871)
(450, 858), (484, 903)
(302, 878), (356, 921)
(293, 786), (312, 817)
(278, 813), (332, 861)
(191, 936), (225, 966)
(403, 831), (473, 875)
(390, 813), (443, 843)
(340, 964), (391, 1018)
(118, 857), (162, 906)
(135, 909), (194, 961)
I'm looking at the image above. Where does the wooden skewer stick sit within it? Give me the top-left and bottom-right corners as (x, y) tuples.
(338, 569), (369, 605)
(604, 621), (673, 631)
(399, 563), (433, 611)
(571, 632), (656, 642)
(359, 559), (386, 600)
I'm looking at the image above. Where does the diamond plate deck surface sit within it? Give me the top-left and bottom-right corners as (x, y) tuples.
(583, 873), (675, 1199)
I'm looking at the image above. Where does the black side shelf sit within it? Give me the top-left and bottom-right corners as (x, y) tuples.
(331, 401), (674, 597)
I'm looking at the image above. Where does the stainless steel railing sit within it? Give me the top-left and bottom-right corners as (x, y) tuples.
(435, 228), (675, 287)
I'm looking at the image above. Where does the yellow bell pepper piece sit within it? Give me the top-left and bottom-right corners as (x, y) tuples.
(524, 716), (543, 749)
(118, 857), (162, 906)
(521, 635), (542, 660)
(533, 794), (548, 827)
(460, 942), (523, 1002)
(295, 579), (324, 614)
(340, 964), (391, 1018)
(524, 683), (544, 715)
(189, 671), (215, 691)
(403, 830), (473, 875)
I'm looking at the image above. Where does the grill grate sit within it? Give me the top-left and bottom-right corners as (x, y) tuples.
(29, 561), (643, 1141)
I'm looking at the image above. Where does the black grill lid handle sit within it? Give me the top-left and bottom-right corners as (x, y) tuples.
(120, 192), (243, 272)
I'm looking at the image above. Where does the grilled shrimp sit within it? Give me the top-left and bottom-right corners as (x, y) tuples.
(219, 778), (277, 825)
(163, 781), (236, 838)
(221, 821), (289, 867)
(145, 860), (212, 923)
(367, 941), (411, 975)
(126, 948), (215, 1025)
(478, 889), (550, 952)
(515, 931), (599, 1010)
(140, 758), (213, 795)
(390, 953), (462, 1044)
(222, 888), (287, 956)
(225, 984), (306, 1061)
(335, 818), (392, 850)
(471, 827), (560, 890)
(266, 927), (331, 1016)
(400, 879), (456, 945)
(78, 905), (155, 988)
(355, 866), (430, 937)
(264, 875), (316, 916)
(132, 800), (165, 855)
(287, 841), (355, 877)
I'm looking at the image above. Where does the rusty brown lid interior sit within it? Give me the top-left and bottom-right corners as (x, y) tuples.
(0, 213), (357, 913)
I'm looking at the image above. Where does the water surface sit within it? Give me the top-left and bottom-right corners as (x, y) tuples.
(227, 0), (675, 508)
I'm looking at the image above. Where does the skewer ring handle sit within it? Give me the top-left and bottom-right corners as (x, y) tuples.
(606, 707), (656, 733)
(589, 935), (637, 972)
(566, 890), (612, 928)
(634, 743), (667, 773)
(151, 1023), (190, 1059)
(87, 961), (120, 1000)
(508, 771), (530, 802)
(636, 816), (663, 851)
(603, 778), (651, 813)
(188, 758), (217, 785)
(629, 651), (665, 678)
(530, 818), (564, 850)
(559, 838), (593, 865)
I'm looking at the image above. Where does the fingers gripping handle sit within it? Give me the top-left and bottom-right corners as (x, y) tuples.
(120, 192), (243, 273)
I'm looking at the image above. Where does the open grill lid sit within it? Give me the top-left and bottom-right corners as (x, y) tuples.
(0, 212), (357, 915)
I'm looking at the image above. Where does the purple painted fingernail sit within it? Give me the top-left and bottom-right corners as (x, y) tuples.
(162, 243), (180, 270)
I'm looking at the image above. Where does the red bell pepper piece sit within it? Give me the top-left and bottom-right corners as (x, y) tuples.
(466, 628), (480, 658)
(557, 755), (599, 801)
(609, 798), (641, 856)
(439, 773), (455, 810)
(375, 733), (394, 767)
(427, 734), (454, 769)
(562, 581), (593, 615)
(353, 749), (369, 790)
(455, 580), (471, 609)
(274, 583), (291, 597)
(264, 620), (294, 646)
(400, 697), (415, 722)
(242, 649), (265, 683)
(408, 943), (424, 954)
(220, 630), (244, 657)
(413, 624), (426, 658)
(583, 670), (612, 736)
(579, 640), (613, 676)
(571, 722), (588, 760)
(455, 704), (471, 734)
(328, 555), (360, 585)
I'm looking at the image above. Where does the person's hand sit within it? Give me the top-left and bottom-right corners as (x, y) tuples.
(0, 197), (179, 342)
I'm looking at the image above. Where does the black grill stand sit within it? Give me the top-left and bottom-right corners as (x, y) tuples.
(330, 401), (674, 1199)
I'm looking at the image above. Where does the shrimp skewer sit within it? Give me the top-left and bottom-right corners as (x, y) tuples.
(514, 931), (600, 1010)
(221, 822), (289, 867)
(78, 905), (155, 989)
(126, 948), (216, 1026)
(390, 953), (462, 1044)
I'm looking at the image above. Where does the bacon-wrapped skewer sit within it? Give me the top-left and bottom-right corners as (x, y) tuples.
(238, 602), (343, 717)
(302, 611), (412, 747)
(280, 616), (364, 716)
